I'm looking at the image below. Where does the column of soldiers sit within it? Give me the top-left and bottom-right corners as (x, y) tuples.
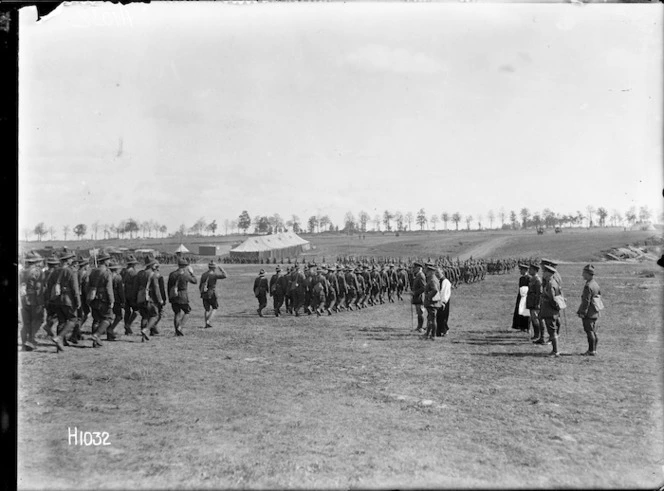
(255, 261), (412, 317)
(18, 249), (227, 353)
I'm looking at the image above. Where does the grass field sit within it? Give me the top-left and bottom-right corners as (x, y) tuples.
(17, 232), (664, 489)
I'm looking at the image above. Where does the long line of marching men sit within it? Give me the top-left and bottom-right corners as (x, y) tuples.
(18, 250), (228, 352)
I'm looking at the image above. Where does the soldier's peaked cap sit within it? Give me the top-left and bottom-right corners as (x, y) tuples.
(583, 264), (595, 275)
(518, 263), (529, 269)
(541, 258), (558, 267)
(208, 261), (216, 268)
(543, 264), (557, 274)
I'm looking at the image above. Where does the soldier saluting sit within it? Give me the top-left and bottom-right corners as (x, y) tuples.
(200, 260), (228, 326)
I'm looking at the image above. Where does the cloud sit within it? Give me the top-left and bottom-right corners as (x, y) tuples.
(499, 64), (515, 73)
(344, 44), (443, 75)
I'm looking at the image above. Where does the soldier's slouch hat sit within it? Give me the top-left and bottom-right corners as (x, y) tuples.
(126, 255), (139, 265)
(97, 252), (111, 262)
(178, 257), (189, 267)
(145, 256), (159, 268)
(413, 261), (423, 268)
(60, 251), (76, 261)
(583, 264), (595, 275)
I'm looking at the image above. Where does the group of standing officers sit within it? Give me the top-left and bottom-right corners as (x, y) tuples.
(512, 258), (603, 356)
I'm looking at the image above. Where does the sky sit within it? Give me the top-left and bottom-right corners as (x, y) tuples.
(18, 1), (663, 236)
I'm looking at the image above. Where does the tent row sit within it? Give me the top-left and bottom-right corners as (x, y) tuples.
(229, 232), (310, 261)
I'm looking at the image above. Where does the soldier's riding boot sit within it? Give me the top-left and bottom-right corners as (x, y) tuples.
(416, 317), (424, 332)
(549, 334), (559, 356)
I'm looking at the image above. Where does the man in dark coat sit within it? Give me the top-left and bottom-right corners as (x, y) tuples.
(269, 266), (287, 317)
(411, 262), (426, 332)
(121, 255), (140, 335)
(108, 260), (125, 339)
(526, 262), (544, 343)
(19, 252), (44, 351)
(136, 257), (164, 341)
(86, 252), (115, 347)
(253, 269), (269, 317)
(51, 251), (81, 353)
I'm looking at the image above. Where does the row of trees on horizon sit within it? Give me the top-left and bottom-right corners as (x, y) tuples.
(21, 205), (657, 243)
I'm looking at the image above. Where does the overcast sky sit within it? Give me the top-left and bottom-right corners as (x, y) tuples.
(19, 2), (662, 235)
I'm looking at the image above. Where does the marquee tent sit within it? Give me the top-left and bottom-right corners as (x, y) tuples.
(229, 232), (310, 261)
(174, 244), (190, 253)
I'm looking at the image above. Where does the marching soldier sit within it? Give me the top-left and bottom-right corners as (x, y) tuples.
(291, 265), (306, 316)
(167, 257), (197, 335)
(311, 267), (329, 316)
(121, 255), (140, 335)
(396, 264), (409, 301)
(86, 252), (114, 347)
(201, 260), (228, 325)
(284, 266), (293, 314)
(41, 255), (61, 338)
(51, 251), (81, 353)
(72, 256), (91, 343)
(334, 265), (347, 312)
(253, 269), (269, 317)
(136, 256), (164, 341)
(325, 265), (338, 315)
(19, 252), (45, 351)
(577, 264), (602, 356)
(269, 266), (287, 317)
(354, 266), (365, 310)
(344, 265), (358, 311)
(152, 263), (167, 335)
(387, 264), (398, 303)
(108, 260), (125, 338)
(360, 265), (372, 308)
(411, 262), (426, 332)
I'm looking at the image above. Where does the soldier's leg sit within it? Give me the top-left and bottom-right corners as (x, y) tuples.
(415, 304), (424, 331)
(529, 310), (540, 340)
(425, 307), (437, 339)
(178, 304), (192, 332)
(53, 307), (78, 352)
(110, 303), (123, 336)
(547, 318), (559, 355)
(92, 303), (113, 346)
(20, 307), (34, 350)
(28, 306), (43, 347)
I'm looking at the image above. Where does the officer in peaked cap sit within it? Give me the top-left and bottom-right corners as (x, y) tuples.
(577, 264), (601, 356)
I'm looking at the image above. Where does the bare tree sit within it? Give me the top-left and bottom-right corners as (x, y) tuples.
(63, 225), (70, 241)
(430, 214), (439, 230)
(22, 228), (31, 242)
(465, 215), (473, 230)
(33, 222), (47, 241)
(48, 226), (56, 241)
(373, 214), (381, 232)
(639, 205), (652, 223)
(487, 210), (495, 229)
(452, 212), (461, 231)
(441, 212), (449, 230)
(499, 208), (506, 228)
(358, 211), (370, 233)
(394, 211), (403, 231)
(382, 210), (393, 232)
(416, 208), (427, 230)
(91, 221), (100, 240)
(159, 224), (168, 238)
(404, 212), (413, 231)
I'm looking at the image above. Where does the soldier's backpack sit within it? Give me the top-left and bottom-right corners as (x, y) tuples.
(168, 270), (182, 302)
(136, 271), (153, 304)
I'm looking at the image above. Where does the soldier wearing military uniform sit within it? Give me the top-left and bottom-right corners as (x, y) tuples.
(540, 264), (562, 357)
(201, 261), (228, 325)
(577, 264), (601, 356)
(344, 266), (358, 311)
(121, 255), (140, 335)
(526, 262), (545, 343)
(41, 255), (61, 338)
(423, 263), (442, 340)
(410, 262), (426, 332)
(360, 265), (372, 308)
(135, 257), (163, 341)
(354, 267), (365, 310)
(152, 263), (167, 334)
(334, 265), (347, 312)
(370, 266), (381, 305)
(108, 260), (125, 338)
(325, 266), (338, 315)
(51, 251), (81, 353)
(19, 252), (45, 351)
(311, 267), (329, 316)
(72, 257), (91, 343)
(168, 258), (198, 335)
(396, 264), (409, 301)
(86, 252), (115, 346)
(253, 269), (269, 317)
(269, 266), (287, 317)
(290, 265), (307, 316)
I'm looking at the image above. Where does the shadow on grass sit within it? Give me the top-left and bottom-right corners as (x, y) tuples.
(477, 352), (577, 358)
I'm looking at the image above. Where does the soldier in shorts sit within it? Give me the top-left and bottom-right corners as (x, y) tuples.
(136, 257), (163, 341)
(200, 261), (227, 326)
(168, 257), (197, 336)
(51, 251), (80, 353)
(108, 260), (125, 339)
